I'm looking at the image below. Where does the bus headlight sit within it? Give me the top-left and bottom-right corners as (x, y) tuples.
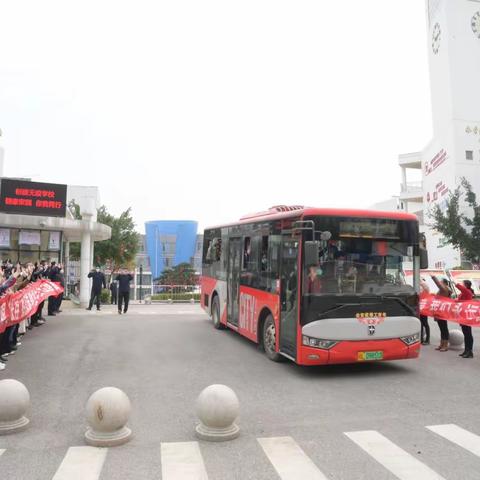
(302, 335), (338, 350)
(400, 333), (420, 345)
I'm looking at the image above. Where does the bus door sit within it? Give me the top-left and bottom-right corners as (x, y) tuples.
(279, 237), (299, 358)
(227, 237), (242, 326)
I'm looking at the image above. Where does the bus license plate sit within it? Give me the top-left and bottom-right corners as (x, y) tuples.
(357, 351), (383, 361)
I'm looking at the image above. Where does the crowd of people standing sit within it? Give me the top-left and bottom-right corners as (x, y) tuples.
(420, 275), (476, 358)
(0, 260), (65, 372)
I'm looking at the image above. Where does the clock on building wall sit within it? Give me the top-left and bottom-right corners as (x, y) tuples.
(472, 12), (480, 39)
(432, 22), (441, 54)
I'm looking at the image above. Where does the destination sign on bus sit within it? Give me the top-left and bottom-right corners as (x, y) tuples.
(339, 219), (399, 239)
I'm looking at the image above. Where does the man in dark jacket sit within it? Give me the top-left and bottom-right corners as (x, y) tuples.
(87, 267), (106, 311)
(30, 261), (47, 327)
(48, 262), (61, 316)
(115, 268), (133, 314)
(54, 264), (65, 313)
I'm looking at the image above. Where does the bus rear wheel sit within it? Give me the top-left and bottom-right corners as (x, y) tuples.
(263, 315), (282, 362)
(212, 296), (225, 330)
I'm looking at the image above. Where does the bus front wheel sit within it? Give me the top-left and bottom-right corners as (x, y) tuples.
(263, 315), (282, 362)
(212, 296), (225, 330)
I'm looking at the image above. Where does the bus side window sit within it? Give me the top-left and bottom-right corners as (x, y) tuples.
(205, 237), (221, 262)
(241, 236), (261, 287)
(268, 235), (281, 292)
(214, 238), (222, 262)
(203, 230), (224, 281)
(203, 231), (214, 266)
(243, 237), (251, 270)
(260, 236), (268, 272)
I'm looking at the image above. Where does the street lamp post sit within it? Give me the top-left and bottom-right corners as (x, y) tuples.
(139, 264), (143, 303)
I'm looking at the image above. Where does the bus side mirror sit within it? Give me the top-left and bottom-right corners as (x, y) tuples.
(420, 248), (429, 269)
(304, 241), (320, 266)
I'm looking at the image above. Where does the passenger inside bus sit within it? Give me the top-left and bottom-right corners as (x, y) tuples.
(306, 265), (322, 294)
(206, 238), (222, 263)
(305, 237), (414, 296)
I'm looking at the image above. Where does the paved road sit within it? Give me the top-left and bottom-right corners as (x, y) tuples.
(1, 304), (480, 479)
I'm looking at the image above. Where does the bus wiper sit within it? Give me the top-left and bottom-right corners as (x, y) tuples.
(317, 303), (363, 319)
(383, 296), (416, 315)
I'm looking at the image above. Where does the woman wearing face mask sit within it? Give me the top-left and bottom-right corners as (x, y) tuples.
(456, 280), (475, 358)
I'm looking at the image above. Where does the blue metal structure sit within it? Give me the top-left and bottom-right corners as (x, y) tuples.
(145, 220), (198, 279)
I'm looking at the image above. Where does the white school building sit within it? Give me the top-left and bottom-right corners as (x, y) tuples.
(374, 1), (480, 269)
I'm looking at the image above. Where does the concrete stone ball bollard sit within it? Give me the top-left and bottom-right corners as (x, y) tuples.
(449, 329), (464, 346)
(0, 379), (30, 435)
(195, 384), (240, 442)
(85, 387), (132, 447)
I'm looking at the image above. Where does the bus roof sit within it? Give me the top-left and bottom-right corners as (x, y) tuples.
(205, 206), (418, 230)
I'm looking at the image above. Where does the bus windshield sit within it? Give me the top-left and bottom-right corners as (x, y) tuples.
(304, 237), (416, 296)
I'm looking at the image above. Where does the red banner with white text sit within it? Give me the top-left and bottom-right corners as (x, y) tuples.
(0, 280), (63, 334)
(420, 293), (480, 326)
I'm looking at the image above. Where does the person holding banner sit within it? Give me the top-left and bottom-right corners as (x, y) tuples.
(0, 268), (20, 368)
(29, 261), (47, 328)
(47, 262), (62, 316)
(431, 275), (452, 352)
(456, 280), (475, 358)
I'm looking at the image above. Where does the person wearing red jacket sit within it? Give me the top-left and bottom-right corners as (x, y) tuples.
(456, 280), (475, 358)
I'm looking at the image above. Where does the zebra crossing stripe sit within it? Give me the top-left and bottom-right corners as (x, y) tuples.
(161, 441), (208, 479)
(51, 446), (107, 480)
(345, 430), (445, 480)
(258, 436), (328, 480)
(0, 449), (5, 457)
(427, 424), (480, 457)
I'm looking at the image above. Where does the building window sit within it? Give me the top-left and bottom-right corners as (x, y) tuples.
(466, 150), (474, 160)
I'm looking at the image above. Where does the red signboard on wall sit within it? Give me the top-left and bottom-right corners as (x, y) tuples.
(0, 178), (67, 217)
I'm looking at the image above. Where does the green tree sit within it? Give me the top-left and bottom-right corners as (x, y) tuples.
(430, 178), (480, 264)
(94, 206), (139, 268)
(156, 262), (199, 286)
(66, 202), (139, 267)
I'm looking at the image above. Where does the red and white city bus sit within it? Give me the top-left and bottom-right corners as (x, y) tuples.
(201, 206), (426, 365)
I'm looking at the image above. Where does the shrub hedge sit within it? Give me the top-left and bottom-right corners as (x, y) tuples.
(151, 293), (201, 301)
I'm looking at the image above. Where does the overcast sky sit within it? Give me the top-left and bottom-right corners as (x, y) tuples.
(0, 0), (432, 232)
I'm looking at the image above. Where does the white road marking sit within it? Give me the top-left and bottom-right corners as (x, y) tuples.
(0, 448), (5, 457)
(161, 441), (208, 479)
(51, 446), (107, 480)
(427, 424), (480, 457)
(258, 436), (328, 480)
(345, 430), (445, 480)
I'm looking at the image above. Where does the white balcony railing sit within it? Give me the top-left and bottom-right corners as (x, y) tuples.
(400, 181), (422, 193)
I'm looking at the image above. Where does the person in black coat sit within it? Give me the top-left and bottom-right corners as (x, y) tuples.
(30, 261), (47, 327)
(54, 265), (65, 313)
(47, 262), (61, 316)
(87, 267), (106, 311)
(115, 268), (133, 314)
